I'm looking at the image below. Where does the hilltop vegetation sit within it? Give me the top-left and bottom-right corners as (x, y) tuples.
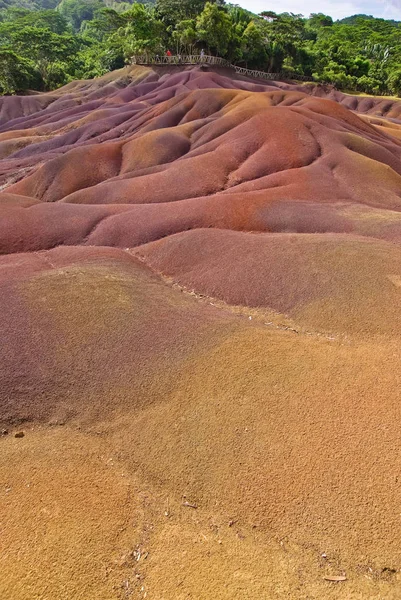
(1, 1), (401, 96)
(0, 0), (142, 9)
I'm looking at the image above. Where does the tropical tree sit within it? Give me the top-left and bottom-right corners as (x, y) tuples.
(0, 49), (37, 93)
(172, 19), (197, 54)
(155, 0), (207, 26)
(57, 0), (104, 31)
(241, 20), (267, 68)
(114, 4), (164, 59)
(196, 2), (232, 55)
(308, 13), (333, 29)
(387, 67), (401, 96)
(81, 7), (125, 40)
(0, 9), (80, 89)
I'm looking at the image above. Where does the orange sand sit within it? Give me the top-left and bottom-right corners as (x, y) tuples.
(1, 67), (401, 599)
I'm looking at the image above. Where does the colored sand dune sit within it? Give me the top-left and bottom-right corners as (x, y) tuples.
(1, 65), (401, 599)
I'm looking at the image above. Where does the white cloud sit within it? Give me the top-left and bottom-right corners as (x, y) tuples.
(381, 0), (401, 17)
(237, 0), (362, 19)
(237, 0), (401, 20)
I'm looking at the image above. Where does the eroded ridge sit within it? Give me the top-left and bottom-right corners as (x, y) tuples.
(1, 66), (401, 600)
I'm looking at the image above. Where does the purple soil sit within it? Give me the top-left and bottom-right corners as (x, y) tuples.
(0, 69), (401, 257)
(2, 66), (401, 600)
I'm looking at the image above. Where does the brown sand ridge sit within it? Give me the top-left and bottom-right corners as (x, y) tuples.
(1, 65), (401, 599)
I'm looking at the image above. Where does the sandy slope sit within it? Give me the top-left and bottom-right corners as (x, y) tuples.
(1, 66), (401, 599)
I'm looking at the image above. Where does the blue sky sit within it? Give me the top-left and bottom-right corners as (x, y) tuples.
(238, 0), (401, 21)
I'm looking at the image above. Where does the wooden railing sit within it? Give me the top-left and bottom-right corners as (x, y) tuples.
(132, 54), (231, 67)
(131, 54), (314, 82)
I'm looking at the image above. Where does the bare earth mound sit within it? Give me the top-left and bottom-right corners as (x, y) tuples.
(1, 66), (401, 600)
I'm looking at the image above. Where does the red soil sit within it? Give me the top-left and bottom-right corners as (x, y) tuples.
(2, 69), (401, 255)
(136, 228), (401, 336)
(1, 66), (401, 599)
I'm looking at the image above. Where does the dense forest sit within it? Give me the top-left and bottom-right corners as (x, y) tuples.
(1, 0), (401, 96)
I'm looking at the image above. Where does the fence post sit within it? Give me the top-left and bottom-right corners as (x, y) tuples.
(129, 55), (314, 83)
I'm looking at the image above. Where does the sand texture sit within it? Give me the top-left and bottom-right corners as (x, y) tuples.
(1, 65), (401, 599)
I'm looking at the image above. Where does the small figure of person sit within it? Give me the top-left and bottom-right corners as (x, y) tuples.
(200, 48), (205, 62)
(166, 49), (172, 57)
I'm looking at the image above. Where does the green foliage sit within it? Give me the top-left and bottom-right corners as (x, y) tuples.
(226, 4), (252, 26)
(80, 2), (164, 68)
(0, 7), (79, 89)
(117, 3), (164, 58)
(155, 0), (207, 26)
(339, 14), (376, 25)
(2, 0), (401, 98)
(81, 7), (125, 40)
(196, 2), (232, 55)
(0, 0), (59, 8)
(387, 68), (401, 96)
(172, 19), (197, 53)
(241, 21), (267, 67)
(308, 13), (333, 28)
(0, 49), (38, 93)
(306, 14), (401, 92)
(57, 0), (103, 31)
(75, 39), (124, 78)
(1, 6), (68, 32)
